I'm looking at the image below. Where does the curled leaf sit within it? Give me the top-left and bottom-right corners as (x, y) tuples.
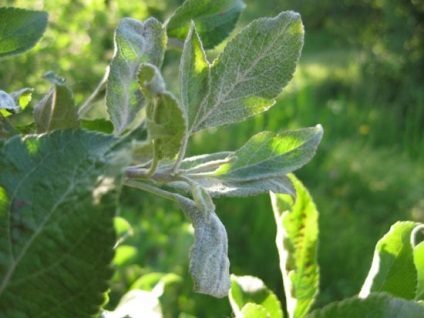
(174, 195), (230, 298)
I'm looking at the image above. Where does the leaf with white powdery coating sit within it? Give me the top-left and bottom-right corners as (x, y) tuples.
(0, 130), (130, 317)
(0, 7), (48, 58)
(190, 11), (304, 133)
(271, 174), (319, 318)
(106, 17), (166, 135)
(359, 221), (418, 300)
(213, 125), (323, 181)
(179, 22), (210, 130)
(174, 195), (230, 298)
(167, 0), (245, 49)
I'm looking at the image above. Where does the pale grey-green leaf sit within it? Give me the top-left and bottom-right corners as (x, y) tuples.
(179, 22), (210, 130)
(214, 125), (323, 181)
(138, 63), (166, 97)
(106, 17), (166, 134)
(174, 195), (230, 298)
(190, 11), (304, 133)
(169, 175), (295, 198)
(0, 90), (20, 114)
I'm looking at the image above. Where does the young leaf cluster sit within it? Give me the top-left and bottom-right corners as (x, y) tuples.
(0, 1), (324, 316)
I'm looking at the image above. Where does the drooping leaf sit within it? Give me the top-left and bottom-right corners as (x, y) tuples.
(0, 7), (48, 58)
(33, 73), (80, 132)
(174, 195), (230, 298)
(190, 11), (304, 133)
(271, 174), (319, 318)
(213, 125), (323, 181)
(106, 17), (166, 135)
(304, 293), (424, 318)
(179, 22), (210, 130)
(229, 275), (283, 318)
(359, 221), (418, 300)
(166, 0), (245, 49)
(0, 130), (130, 317)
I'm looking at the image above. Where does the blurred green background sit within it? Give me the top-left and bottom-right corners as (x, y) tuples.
(1, 0), (424, 317)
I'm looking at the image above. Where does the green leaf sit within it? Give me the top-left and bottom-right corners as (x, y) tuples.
(130, 272), (182, 291)
(0, 114), (15, 139)
(240, 303), (269, 318)
(413, 239), (424, 301)
(213, 125), (323, 181)
(304, 293), (424, 318)
(359, 221), (418, 300)
(81, 119), (114, 134)
(174, 195), (230, 298)
(0, 7), (48, 58)
(146, 92), (186, 159)
(271, 174), (319, 318)
(179, 22), (210, 130)
(190, 11), (304, 133)
(33, 73), (80, 132)
(0, 130), (130, 317)
(166, 0), (245, 49)
(229, 275), (283, 318)
(106, 17), (166, 135)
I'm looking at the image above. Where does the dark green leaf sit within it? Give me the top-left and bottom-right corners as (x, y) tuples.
(167, 0), (245, 49)
(33, 74), (80, 133)
(0, 7), (48, 58)
(304, 293), (424, 318)
(229, 275), (283, 318)
(213, 125), (323, 181)
(106, 17), (166, 134)
(81, 119), (114, 134)
(0, 130), (130, 317)
(271, 174), (319, 318)
(190, 11), (304, 133)
(359, 222), (418, 300)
